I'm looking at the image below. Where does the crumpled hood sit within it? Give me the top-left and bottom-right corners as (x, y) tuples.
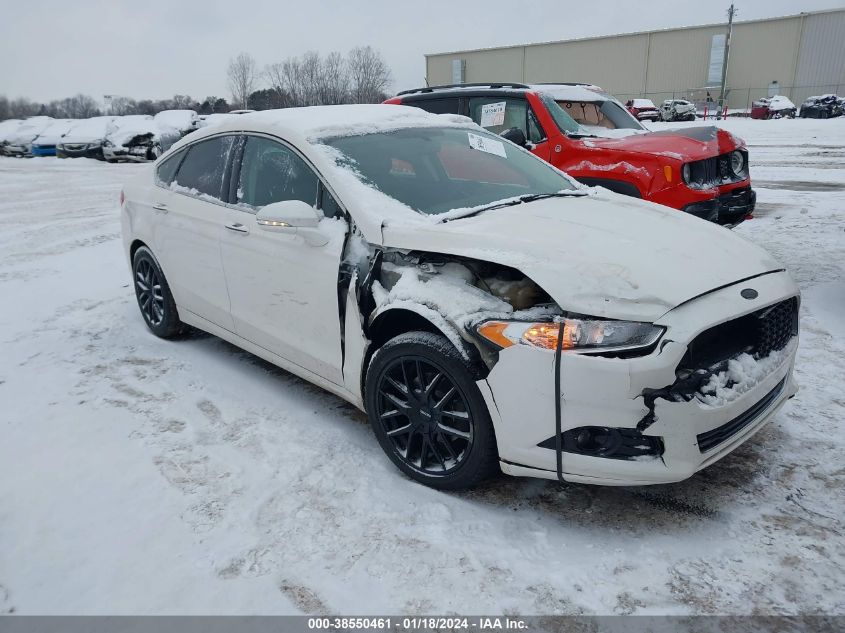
(380, 193), (781, 322)
(582, 126), (744, 162)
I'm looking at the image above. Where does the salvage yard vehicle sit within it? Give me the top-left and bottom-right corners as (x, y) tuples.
(659, 99), (697, 122)
(103, 115), (184, 163)
(31, 119), (77, 156)
(0, 118), (24, 155)
(3, 116), (53, 157)
(625, 98), (660, 122)
(751, 96), (797, 119)
(121, 105), (799, 490)
(799, 94), (844, 119)
(386, 83), (755, 225)
(56, 116), (116, 160)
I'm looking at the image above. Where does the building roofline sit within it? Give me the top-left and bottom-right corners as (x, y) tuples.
(424, 7), (845, 58)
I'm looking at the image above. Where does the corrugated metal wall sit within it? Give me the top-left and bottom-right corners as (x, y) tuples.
(425, 9), (845, 110)
(794, 11), (845, 104)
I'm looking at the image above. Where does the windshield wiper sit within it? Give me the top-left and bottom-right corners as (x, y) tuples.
(441, 191), (587, 223)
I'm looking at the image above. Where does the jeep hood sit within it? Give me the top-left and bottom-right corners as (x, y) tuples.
(581, 126), (744, 162)
(379, 194), (781, 322)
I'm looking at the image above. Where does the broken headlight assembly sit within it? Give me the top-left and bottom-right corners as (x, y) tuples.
(475, 318), (664, 354)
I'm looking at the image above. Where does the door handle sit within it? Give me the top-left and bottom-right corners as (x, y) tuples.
(225, 222), (249, 234)
(152, 202), (168, 213)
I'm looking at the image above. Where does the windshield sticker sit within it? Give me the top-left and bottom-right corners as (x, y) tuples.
(479, 101), (506, 127)
(467, 132), (507, 158)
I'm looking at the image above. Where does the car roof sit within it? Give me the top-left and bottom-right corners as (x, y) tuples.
(168, 104), (476, 151)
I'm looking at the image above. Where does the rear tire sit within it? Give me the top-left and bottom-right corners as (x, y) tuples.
(365, 331), (499, 490)
(132, 246), (183, 338)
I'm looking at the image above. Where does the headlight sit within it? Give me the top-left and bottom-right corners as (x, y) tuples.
(730, 150), (746, 176)
(476, 318), (664, 353)
(682, 163), (691, 183)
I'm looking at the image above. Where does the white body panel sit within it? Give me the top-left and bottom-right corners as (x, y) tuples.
(121, 105), (799, 486)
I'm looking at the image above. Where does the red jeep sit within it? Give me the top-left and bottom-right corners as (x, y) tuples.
(385, 83), (755, 226)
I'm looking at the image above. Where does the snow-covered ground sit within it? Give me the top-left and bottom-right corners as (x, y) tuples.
(1, 118), (844, 615)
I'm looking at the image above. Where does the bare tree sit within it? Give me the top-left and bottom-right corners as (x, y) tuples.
(109, 96), (138, 115)
(318, 51), (350, 105)
(227, 52), (257, 109)
(347, 46), (392, 103)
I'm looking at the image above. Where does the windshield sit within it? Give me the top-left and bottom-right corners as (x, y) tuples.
(554, 98), (644, 132)
(322, 127), (578, 216)
(537, 93), (586, 135)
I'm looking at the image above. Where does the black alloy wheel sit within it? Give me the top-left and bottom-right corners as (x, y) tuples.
(132, 246), (182, 338)
(365, 331), (499, 489)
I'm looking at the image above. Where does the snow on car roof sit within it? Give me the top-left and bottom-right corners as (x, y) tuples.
(531, 84), (610, 102)
(183, 104), (475, 143)
(153, 110), (198, 132)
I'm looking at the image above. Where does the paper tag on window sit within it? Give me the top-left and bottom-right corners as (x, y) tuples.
(468, 132), (507, 158)
(467, 132), (508, 158)
(480, 101), (506, 127)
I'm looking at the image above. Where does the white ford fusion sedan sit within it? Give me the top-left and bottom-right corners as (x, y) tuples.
(121, 104), (799, 490)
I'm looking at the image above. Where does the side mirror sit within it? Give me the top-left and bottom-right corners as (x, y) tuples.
(500, 127), (528, 147)
(256, 199), (320, 230)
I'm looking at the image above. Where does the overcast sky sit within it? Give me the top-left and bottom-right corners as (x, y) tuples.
(2, 0), (842, 104)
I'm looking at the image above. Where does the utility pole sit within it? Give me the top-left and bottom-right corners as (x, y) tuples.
(718, 4), (736, 114)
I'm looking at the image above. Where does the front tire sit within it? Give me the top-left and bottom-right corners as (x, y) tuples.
(365, 331), (499, 490)
(132, 246), (182, 338)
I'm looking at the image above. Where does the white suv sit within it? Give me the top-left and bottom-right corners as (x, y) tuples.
(121, 105), (798, 489)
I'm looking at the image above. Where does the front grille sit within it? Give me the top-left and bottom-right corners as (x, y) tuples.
(679, 296), (798, 373)
(697, 377), (786, 452)
(688, 156), (719, 189)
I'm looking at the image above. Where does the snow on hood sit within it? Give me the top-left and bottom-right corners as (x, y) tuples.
(60, 116), (117, 144)
(581, 125), (744, 162)
(379, 193), (782, 322)
(105, 116), (160, 147)
(767, 95), (796, 111)
(8, 117), (53, 144)
(0, 119), (24, 142)
(32, 119), (77, 145)
(153, 110), (198, 133)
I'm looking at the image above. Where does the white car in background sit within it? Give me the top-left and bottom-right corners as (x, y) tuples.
(0, 118), (25, 155)
(121, 105), (799, 490)
(103, 115), (184, 163)
(660, 99), (697, 121)
(3, 116), (53, 156)
(153, 109), (199, 135)
(56, 116), (117, 160)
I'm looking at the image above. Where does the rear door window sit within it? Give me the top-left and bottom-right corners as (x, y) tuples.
(173, 135), (235, 200)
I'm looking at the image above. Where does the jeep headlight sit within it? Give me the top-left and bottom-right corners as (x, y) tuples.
(682, 163), (691, 183)
(476, 318), (664, 353)
(730, 150), (746, 176)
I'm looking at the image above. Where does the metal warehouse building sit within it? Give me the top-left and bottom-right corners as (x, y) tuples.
(425, 8), (845, 110)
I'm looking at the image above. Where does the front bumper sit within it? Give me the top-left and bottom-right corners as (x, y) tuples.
(57, 143), (104, 160)
(103, 144), (153, 163)
(31, 144), (56, 157)
(480, 271), (799, 485)
(718, 186), (756, 226)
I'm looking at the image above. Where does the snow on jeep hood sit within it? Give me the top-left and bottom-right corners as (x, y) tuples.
(380, 193), (781, 322)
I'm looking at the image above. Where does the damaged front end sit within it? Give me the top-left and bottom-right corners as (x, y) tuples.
(103, 133), (159, 162)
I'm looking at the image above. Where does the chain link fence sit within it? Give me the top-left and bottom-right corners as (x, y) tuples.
(615, 84), (845, 118)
